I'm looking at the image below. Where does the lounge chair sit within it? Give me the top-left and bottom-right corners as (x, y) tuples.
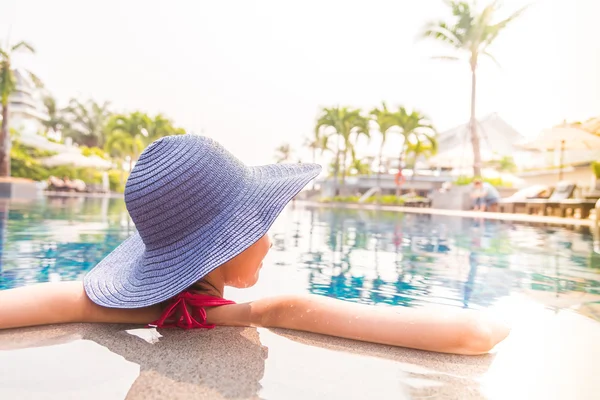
(558, 198), (597, 219)
(47, 176), (69, 192)
(585, 179), (600, 200)
(46, 176), (88, 193)
(524, 181), (577, 216)
(498, 184), (551, 213)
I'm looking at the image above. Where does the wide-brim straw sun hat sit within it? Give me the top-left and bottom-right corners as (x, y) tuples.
(84, 134), (321, 308)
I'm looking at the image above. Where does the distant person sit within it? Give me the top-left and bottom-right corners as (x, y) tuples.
(471, 179), (500, 212)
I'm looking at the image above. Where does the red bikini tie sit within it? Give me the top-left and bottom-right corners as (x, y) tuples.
(148, 292), (236, 330)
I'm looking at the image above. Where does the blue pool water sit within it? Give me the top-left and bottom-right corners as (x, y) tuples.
(1, 197), (600, 320)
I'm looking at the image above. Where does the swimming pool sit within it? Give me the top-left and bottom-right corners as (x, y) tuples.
(1, 196), (599, 321)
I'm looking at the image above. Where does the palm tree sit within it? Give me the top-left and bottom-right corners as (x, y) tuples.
(42, 94), (67, 136)
(274, 143), (292, 163)
(421, 0), (526, 176)
(315, 107), (369, 194)
(394, 107), (437, 196)
(0, 40), (38, 176)
(348, 147), (372, 176)
(304, 132), (332, 165)
(62, 99), (112, 147)
(146, 113), (186, 142)
(106, 112), (151, 171)
(370, 101), (398, 190)
(104, 130), (144, 172)
(406, 138), (438, 181)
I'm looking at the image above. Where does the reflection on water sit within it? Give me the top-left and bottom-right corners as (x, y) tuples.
(273, 207), (600, 318)
(1, 198), (600, 321)
(0, 197), (133, 290)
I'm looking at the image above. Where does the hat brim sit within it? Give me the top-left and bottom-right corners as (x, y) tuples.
(84, 163), (321, 308)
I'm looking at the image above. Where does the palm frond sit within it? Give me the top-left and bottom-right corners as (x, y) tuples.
(26, 70), (44, 88)
(11, 41), (35, 53)
(482, 51), (501, 68)
(431, 55), (461, 62)
(421, 22), (462, 48)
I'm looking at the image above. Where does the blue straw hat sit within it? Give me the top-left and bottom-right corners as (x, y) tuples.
(84, 134), (321, 308)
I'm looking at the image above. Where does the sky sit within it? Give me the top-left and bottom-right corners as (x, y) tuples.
(1, 0), (599, 165)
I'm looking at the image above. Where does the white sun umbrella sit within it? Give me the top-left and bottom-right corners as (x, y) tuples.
(18, 134), (80, 154)
(518, 127), (600, 181)
(40, 152), (112, 169)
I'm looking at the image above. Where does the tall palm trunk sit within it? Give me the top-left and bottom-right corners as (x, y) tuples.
(311, 148), (316, 190)
(395, 146), (406, 197)
(376, 141), (385, 190)
(341, 146), (348, 187)
(0, 103), (10, 177)
(470, 61), (482, 177)
(332, 136), (341, 196)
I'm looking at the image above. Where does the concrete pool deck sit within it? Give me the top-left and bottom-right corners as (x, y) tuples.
(1, 298), (599, 400)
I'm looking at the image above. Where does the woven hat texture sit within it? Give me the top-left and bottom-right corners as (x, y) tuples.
(84, 134), (321, 308)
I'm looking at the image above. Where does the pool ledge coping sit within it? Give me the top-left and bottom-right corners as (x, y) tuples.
(302, 201), (595, 227)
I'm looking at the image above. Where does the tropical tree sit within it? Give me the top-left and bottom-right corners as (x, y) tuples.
(106, 112), (151, 171)
(315, 107), (369, 193)
(348, 147), (372, 176)
(406, 138), (438, 181)
(370, 101), (399, 189)
(394, 107), (437, 195)
(421, 0), (526, 176)
(0, 40), (39, 176)
(42, 94), (67, 136)
(105, 130), (143, 173)
(304, 132), (332, 165)
(146, 113), (186, 142)
(62, 99), (112, 147)
(274, 143), (292, 163)
(485, 155), (516, 172)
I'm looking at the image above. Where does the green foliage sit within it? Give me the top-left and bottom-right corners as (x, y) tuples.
(592, 161), (600, 179)
(42, 94), (68, 134)
(489, 155), (517, 172)
(1, 40), (39, 177)
(421, 1), (527, 68)
(394, 107), (437, 156)
(347, 152), (372, 176)
(62, 98), (112, 147)
(105, 111), (186, 165)
(10, 140), (56, 181)
(275, 143), (292, 163)
(10, 140), (128, 192)
(320, 195), (424, 206)
(108, 169), (128, 193)
(454, 176), (510, 187)
(321, 196), (363, 203)
(315, 106), (370, 181)
(80, 145), (108, 159)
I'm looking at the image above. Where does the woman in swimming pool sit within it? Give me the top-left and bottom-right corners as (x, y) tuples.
(0, 135), (510, 355)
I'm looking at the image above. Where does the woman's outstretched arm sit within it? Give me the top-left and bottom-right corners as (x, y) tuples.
(207, 294), (511, 355)
(0, 282), (161, 330)
(1, 284), (511, 355)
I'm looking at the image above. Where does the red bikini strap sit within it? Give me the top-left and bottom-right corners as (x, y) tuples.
(148, 291), (236, 330)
